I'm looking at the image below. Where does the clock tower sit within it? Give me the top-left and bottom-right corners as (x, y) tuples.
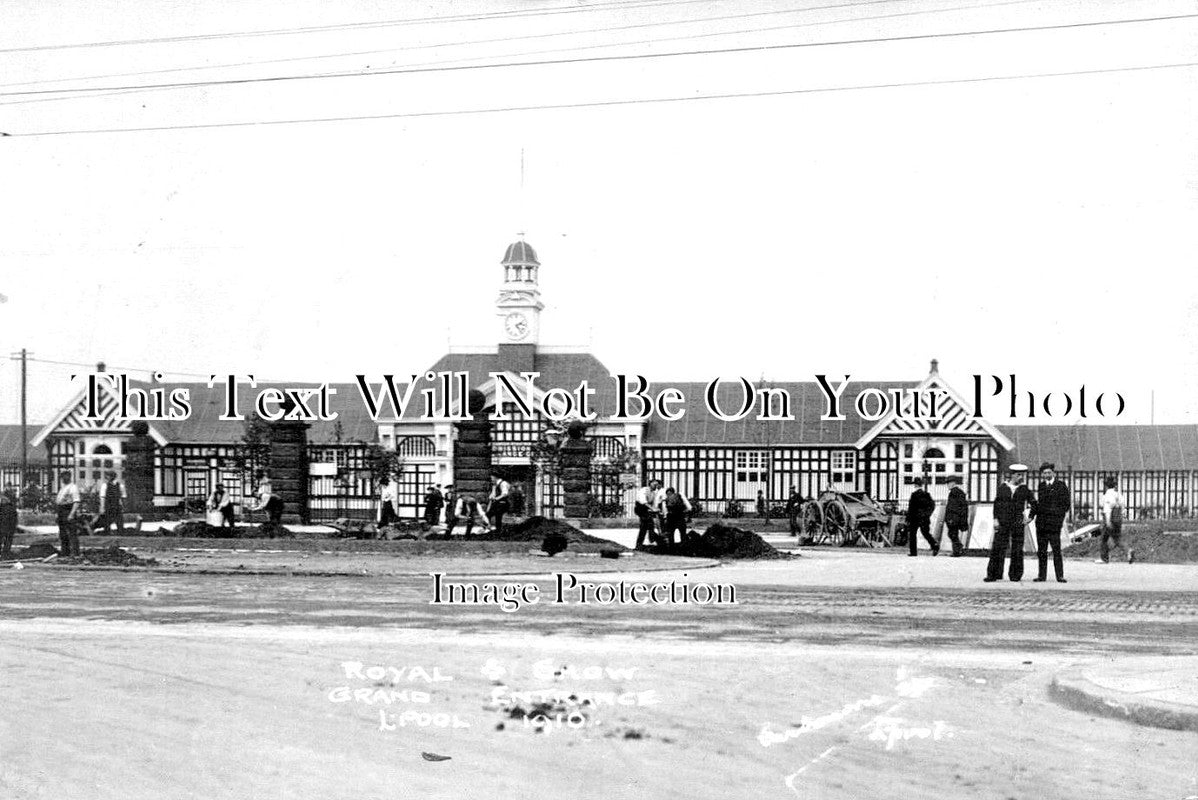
(496, 239), (543, 372)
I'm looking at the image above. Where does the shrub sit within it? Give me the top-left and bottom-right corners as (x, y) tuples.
(723, 500), (743, 518)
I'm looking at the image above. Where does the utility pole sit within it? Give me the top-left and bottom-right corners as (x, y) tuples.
(9, 348), (31, 485)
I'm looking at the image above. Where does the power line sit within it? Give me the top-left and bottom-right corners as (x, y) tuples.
(0, 0), (718, 53)
(0, 0), (915, 91)
(26, 356), (216, 379)
(24, 357), (292, 383)
(3, 8), (1191, 100)
(8, 59), (1196, 138)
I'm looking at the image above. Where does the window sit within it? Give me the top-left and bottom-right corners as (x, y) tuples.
(900, 442), (971, 488)
(492, 403), (546, 458)
(396, 437), (436, 458)
(735, 451), (768, 483)
(830, 451), (856, 484)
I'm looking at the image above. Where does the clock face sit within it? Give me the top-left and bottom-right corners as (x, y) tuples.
(504, 312), (530, 340)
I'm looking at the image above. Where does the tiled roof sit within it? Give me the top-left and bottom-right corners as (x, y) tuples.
(420, 352), (624, 417)
(0, 424), (46, 463)
(999, 425), (1198, 471)
(30, 366), (1198, 471)
(133, 382), (381, 445)
(644, 381), (917, 445)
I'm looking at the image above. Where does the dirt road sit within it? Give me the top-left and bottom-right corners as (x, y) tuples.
(2, 563), (1196, 799)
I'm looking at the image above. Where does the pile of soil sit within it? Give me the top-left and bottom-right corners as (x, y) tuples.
(473, 517), (624, 549)
(327, 518), (429, 539)
(170, 521), (293, 538)
(6, 542), (59, 560)
(662, 523), (788, 560)
(57, 546), (158, 567)
(1064, 529), (1198, 564)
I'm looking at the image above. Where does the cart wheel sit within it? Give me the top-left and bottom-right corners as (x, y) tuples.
(801, 502), (824, 543)
(824, 499), (851, 546)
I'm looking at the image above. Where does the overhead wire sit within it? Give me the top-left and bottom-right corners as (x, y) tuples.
(0, 0), (723, 53)
(24, 356), (289, 383)
(1, 7), (1191, 102)
(8, 59), (1196, 138)
(0, 0), (921, 91)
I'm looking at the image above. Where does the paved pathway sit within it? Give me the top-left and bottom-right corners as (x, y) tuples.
(1052, 656), (1198, 732)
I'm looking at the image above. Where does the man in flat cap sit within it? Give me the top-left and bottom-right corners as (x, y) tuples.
(1034, 462), (1071, 583)
(986, 464), (1036, 582)
(943, 476), (968, 557)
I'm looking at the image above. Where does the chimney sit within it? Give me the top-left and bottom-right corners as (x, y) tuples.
(96, 361), (107, 373)
(929, 358), (939, 375)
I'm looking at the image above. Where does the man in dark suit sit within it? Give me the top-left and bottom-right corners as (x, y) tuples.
(906, 478), (938, 556)
(986, 465), (1036, 582)
(785, 486), (804, 537)
(943, 477), (969, 557)
(1033, 462), (1071, 583)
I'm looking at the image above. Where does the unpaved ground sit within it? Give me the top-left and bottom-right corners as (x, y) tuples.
(1, 622), (1195, 800)
(5, 534), (716, 576)
(2, 554), (1197, 799)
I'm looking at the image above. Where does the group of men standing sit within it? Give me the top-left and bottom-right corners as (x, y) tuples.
(377, 472), (512, 537)
(904, 462), (1077, 584)
(633, 479), (693, 549)
(50, 470), (127, 557)
(904, 477), (968, 557)
(985, 462), (1072, 583)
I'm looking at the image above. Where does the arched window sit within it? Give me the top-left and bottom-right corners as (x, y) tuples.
(396, 436), (436, 458)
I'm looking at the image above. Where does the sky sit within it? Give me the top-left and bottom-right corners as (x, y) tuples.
(1, 0), (1196, 427)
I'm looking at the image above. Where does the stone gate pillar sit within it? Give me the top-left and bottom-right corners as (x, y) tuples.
(560, 422), (593, 520)
(453, 390), (493, 507)
(123, 421), (156, 515)
(268, 419), (310, 525)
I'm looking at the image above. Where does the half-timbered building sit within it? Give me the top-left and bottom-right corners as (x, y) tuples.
(24, 240), (1198, 533)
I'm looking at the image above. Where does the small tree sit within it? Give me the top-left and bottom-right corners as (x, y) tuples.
(235, 418), (273, 493)
(531, 417), (594, 478)
(364, 442), (402, 486)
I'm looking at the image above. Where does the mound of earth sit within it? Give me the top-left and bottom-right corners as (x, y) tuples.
(168, 521), (294, 538)
(7, 542), (59, 560)
(474, 517), (624, 549)
(57, 546), (158, 567)
(328, 518), (430, 539)
(661, 523), (788, 560)
(1064, 529), (1198, 564)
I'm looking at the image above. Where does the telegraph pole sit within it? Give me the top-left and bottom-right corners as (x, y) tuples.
(9, 349), (30, 484)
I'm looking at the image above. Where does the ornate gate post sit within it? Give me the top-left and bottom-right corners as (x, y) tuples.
(123, 421), (156, 516)
(453, 390), (493, 509)
(560, 422), (593, 521)
(268, 419), (310, 525)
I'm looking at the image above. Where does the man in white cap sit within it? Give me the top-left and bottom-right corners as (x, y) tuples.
(985, 464), (1036, 582)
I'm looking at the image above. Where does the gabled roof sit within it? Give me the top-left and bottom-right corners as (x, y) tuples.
(35, 380), (381, 446)
(1000, 424), (1198, 472)
(855, 369), (1014, 451)
(415, 352), (623, 418)
(30, 383), (170, 447)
